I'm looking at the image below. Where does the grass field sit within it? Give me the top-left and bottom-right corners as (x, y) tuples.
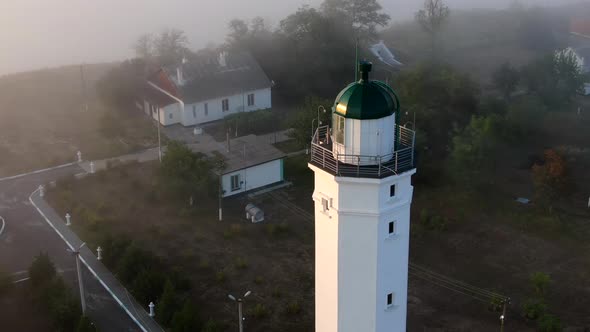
(0, 64), (157, 177)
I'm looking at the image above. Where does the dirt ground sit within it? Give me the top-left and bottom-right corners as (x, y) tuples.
(0, 64), (157, 177)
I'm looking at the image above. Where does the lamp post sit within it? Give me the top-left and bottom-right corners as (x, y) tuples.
(67, 242), (87, 315)
(157, 107), (162, 163)
(228, 290), (251, 332)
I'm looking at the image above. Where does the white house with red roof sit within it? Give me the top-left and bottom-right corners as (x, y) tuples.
(142, 51), (272, 126)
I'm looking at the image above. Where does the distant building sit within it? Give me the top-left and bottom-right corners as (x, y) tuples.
(141, 51), (273, 126)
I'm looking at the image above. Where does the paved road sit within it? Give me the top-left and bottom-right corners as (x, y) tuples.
(0, 165), (143, 331)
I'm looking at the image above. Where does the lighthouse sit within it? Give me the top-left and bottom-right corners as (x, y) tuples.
(309, 61), (416, 332)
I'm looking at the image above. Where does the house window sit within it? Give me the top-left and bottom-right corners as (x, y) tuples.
(169, 113), (173, 119)
(387, 293), (394, 307)
(321, 198), (330, 212)
(192, 105), (196, 118)
(204, 103), (208, 116)
(230, 174), (241, 191)
(333, 113), (345, 144)
(222, 99), (229, 112)
(247, 93), (255, 106)
(388, 221), (396, 235)
(390, 185), (396, 197)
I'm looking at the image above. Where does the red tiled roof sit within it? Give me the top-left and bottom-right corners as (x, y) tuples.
(148, 68), (180, 98)
(571, 19), (590, 37)
(143, 83), (177, 107)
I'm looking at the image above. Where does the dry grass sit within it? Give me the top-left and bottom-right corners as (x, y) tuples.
(46, 161), (314, 332)
(0, 64), (157, 177)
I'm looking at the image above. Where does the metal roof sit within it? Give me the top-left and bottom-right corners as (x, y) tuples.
(174, 51), (272, 104)
(333, 62), (400, 120)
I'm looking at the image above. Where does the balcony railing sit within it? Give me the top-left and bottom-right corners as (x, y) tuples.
(310, 125), (415, 179)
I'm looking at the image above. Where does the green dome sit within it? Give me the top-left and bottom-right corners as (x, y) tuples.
(333, 62), (400, 120)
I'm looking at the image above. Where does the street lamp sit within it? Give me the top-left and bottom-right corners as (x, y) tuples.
(312, 105), (328, 139)
(67, 242), (87, 315)
(228, 290), (251, 332)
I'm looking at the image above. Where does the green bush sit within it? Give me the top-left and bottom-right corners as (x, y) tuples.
(131, 268), (165, 306)
(156, 279), (179, 327)
(215, 271), (226, 283)
(251, 303), (269, 319)
(171, 300), (202, 332)
(530, 272), (551, 297)
(537, 314), (562, 332)
(28, 252), (57, 290)
(522, 298), (547, 320)
(201, 318), (224, 332)
(234, 257), (248, 270)
(0, 269), (12, 297)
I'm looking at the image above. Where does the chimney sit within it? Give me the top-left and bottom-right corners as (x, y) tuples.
(176, 66), (184, 85)
(359, 61), (372, 82)
(218, 51), (227, 67)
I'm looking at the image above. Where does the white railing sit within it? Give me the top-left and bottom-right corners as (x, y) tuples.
(310, 125), (415, 178)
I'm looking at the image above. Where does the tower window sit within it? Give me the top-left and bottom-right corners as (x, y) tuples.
(387, 293), (394, 307)
(389, 185), (396, 197)
(333, 113), (345, 144)
(388, 221), (396, 235)
(321, 198), (330, 212)
(204, 103), (208, 116)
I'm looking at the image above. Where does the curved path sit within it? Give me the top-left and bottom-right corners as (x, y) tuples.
(0, 161), (162, 331)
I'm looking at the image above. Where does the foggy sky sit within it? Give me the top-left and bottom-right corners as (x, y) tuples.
(0, 0), (583, 75)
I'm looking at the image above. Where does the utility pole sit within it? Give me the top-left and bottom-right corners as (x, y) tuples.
(68, 243), (87, 315)
(157, 106), (162, 163)
(80, 64), (88, 112)
(228, 291), (251, 332)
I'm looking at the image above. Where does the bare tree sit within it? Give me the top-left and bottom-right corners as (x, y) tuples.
(415, 0), (450, 57)
(154, 29), (189, 66)
(134, 33), (154, 59)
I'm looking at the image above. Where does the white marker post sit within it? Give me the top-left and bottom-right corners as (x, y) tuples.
(97, 246), (103, 261)
(39, 185), (45, 197)
(148, 302), (155, 317)
(89, 162), (95, 174)
(77, 151), (82, 163)
(65, 213), (71, 226)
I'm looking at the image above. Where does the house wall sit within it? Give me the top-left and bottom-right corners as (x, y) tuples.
(161, 103), (182, 126)
(221, 158), (283, 198)
(182, 87), (272, 126)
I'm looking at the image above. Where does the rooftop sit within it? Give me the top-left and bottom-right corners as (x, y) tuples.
(173, 51), (272, 104)
(200, 134), (285, 174)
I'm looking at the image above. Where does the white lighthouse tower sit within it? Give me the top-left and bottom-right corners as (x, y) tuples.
(309, 62), (416, 332)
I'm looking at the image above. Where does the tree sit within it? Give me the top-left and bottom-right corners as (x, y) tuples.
(96, 58), (147, 110)
(227, 19), (249, 47)
(415, 0), (450, 57)
(448, 115), (501, 184)
(492, 62), (520, 100)
(530, 272), (551, 298)
(321, 0), (390, 40)
(288, 96), (332, 149)
(154, 29), (189, 66)
(171, 300), (201, 332)
(521, 51), (584, 108)
(532, 149), (568, 210)
(0, 269), (11, 298)
(134, 33), (154, 59)
(156, 279), (178, 327)
(159, 141), (214, 201)
(28, 252), (57, 290)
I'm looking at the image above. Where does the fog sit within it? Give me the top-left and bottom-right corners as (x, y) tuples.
(0, 0), (584, 75)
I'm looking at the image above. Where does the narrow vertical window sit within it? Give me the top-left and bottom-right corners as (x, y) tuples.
(388, 221), (395, 235)
(192, 105), (196, 117)
(321, 198), (329, 212)
(222, 99), (229, 111)
(387, 293), (394, 307)
(389, 184), (396, 197)
(247, 93), (255, 106)
(169, 113), (173, 119)
(204, 103), (208, 116)
(231, 174), (240, 191)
